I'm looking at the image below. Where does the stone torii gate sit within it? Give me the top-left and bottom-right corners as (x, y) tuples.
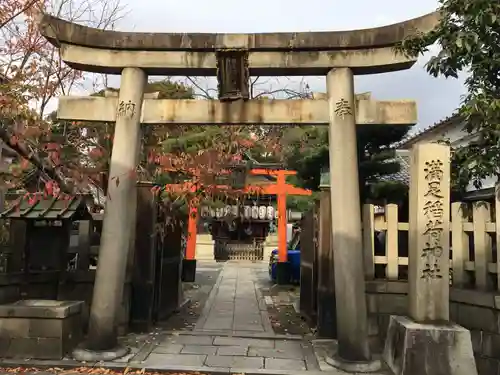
(38, 12), (439, 369)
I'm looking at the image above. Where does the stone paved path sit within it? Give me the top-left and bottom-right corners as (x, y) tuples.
(136, 262), (323, 372)
(0, 261), (388, 374)
(194, 262), (274, 333)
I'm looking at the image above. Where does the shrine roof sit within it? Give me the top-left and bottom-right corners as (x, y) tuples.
(38, 12), (439, 52)
(320, 151), (410, 188)
(0, 195), (93, 220)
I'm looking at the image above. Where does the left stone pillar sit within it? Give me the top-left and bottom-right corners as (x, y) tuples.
(80, 68), (147, 357)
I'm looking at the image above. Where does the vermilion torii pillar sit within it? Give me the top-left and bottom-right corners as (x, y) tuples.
(38, 11), (438, 369)
(182, 185), (199, 282)
(250, 169), (311, 284)
(171, 169), (311, 283)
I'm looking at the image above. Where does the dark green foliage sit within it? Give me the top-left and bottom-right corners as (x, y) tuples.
(397, 0), (500, 191)
(284, 124), (410, 204)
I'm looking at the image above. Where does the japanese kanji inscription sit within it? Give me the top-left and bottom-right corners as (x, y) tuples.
(421, 159), (445, 280)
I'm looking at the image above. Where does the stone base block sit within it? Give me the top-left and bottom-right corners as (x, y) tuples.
(73, 344), (129, 362)
(383, 315), (477, 375)
(181, 259), (197, 282)
(0, 300), (83, 359)
(325, 355), (382, 373)
(276, 262), (291, 285)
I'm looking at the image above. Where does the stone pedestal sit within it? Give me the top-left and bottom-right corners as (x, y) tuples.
(181, 259), (197, 282)
(0, 300), (83, 359)
(276, 261), (291, 285)
(383, 315), (477, 375)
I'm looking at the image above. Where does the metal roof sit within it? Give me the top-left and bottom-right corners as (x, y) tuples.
(0, 195), (92, 220)
(379, 150), (410, 185)
(397, 113), (461, 148)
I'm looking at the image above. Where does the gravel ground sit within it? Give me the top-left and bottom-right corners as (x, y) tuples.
(155, 262), (223, 331)
(258, 280), (313, 336)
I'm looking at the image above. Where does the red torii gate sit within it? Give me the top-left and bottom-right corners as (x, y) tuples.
(178, 169), (311, 282)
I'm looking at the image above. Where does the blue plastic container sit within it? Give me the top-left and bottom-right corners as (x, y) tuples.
(269, 249), (301, 284)
(288, 250), (301, 283)
(269, 249), (278, 281)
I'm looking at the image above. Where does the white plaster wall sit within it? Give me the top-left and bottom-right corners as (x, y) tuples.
(410, 121), (496, 192)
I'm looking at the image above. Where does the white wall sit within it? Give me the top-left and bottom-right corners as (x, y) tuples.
(406, 120), (496, 192)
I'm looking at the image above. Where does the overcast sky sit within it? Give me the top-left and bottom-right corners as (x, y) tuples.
(105, 0), (466, 133)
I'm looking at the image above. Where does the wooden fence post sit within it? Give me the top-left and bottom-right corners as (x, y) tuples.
(472, 202), (492, 290)
(362, 204), (375, 280)
(451, 202), (467, 287)
(496, 187), (500, 291)
(385, 204), (399, 280)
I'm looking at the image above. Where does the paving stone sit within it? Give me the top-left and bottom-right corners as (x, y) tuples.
(213, 309), (235, 314)
(234, 313), (262, 321)
(144, 353), (207, 367)
(181, 345), (218, 355)
(275, 341), (304, 351)
(265, 358), (307, 370)
(233, 320), (263, 327)
(214, 307), (234, 313)
(153, 343), (184, 354)
(213, 337), (275, 348)
(216, 345), (249, 356)
(206, 317), (234, 324)
(163, 335), (214, 345)
(205, 355), (264, 369)
(233, 325), (265, 332)
(204, 322), (234, 330)
(249, 347), (304, 359)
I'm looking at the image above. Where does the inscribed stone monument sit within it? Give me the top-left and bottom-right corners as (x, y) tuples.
(408, 143), (450, 322)
(383, 143), (477, 375)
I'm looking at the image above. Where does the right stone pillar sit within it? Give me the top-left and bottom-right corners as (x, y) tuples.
(383, 143), (477, 375)
(326, 68), (379, 372)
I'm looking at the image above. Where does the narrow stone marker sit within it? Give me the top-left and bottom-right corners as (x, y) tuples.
(383, 143), (477, 375)
(408, 143), (451, 322)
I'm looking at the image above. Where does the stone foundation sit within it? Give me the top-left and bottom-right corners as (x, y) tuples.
(366, 281), (500, 374)
(195, 234), (215, 260)
(383, 315), (477, 375)
(0, 300), (83, 359)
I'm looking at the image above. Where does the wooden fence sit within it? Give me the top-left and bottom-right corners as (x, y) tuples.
(362, 200), (500, 291)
